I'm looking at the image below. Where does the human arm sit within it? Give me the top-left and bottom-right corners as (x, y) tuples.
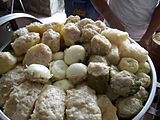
(139, 4), (160, 49)
(90, 0), (125, 31)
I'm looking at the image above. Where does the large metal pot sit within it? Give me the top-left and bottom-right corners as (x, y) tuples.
(0, 13), (159, 120)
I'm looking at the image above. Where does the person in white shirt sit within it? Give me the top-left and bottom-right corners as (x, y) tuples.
(90, 0), (160, 49)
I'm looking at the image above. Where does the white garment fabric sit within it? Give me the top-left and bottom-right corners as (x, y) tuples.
(108, 0), (159, 41)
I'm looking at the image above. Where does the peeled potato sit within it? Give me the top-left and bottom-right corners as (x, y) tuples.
(66, 63), (87, 84)
(0, 52), (17, 75)
(26, 64), (52, 83)
(49, 60), (68, 80)
(64, 45), (86, 65)
(53, 79), (73, 91)
(52, 51), (64, 60)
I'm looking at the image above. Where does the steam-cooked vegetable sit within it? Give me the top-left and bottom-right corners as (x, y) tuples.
(87, 62), (110, 94)
(49, 60), (68, 80)
(64, 45), (86, 65)
(116, 96), (143, 118)
(66, 63), (87, 84)
(110, 70), (141, 96)
(137, 73), (151, 88)
(134, 86), (149, 102)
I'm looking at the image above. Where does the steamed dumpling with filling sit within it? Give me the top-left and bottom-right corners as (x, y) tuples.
(11, 32), (40, 56)
(61, 23), (81, 46)
(23, 43), (52, 66)
(42, 29), (60, 53)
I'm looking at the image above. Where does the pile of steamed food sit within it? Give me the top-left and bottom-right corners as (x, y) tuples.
(0, 15), (151, 120)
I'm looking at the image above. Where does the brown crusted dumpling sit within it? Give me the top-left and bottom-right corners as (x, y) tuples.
(110, 70), (141, 96)
(26, 22), (43, 36)
(0, 52), (17, 75)
(0, 65), (26, 106)
(116, 96), (143, 118)
(95, 20), (106, 32)
(97, 95), (118, 120)
(101, 28), (129, 46)
(119, 42), (148, 63)
(91, 34), (111, 55)
(12, 27), (29, 40)
(106, 44), (120, 65)
(61, 23), (81, 46)
(65, 15), (80, 24)
(76, 18), (95, 30)
(11, 32), (40, 56)
(81, 24), (101, 43)
(4, 81), (43, 120)
(42, 29), (60, 52)
(118, 57), (139, 74)
(30, 85), (65, 120)
(42, 22), (63, 33)
(23, 43), (52, 66)
(66, 85), (102, 120)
